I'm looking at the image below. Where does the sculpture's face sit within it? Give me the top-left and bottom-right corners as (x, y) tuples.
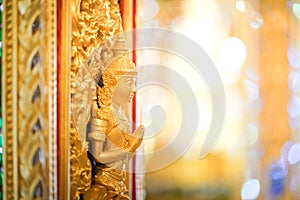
(112, 76), (136, 106)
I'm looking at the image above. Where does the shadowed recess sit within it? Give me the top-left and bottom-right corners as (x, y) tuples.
(31, 52), (40, 70)
(32, 118), (41, 134)
(32, 85), (41, 103)
(32, 16), (41, 34)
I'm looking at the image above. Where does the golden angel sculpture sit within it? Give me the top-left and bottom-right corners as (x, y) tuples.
(72, 34), (144, 200)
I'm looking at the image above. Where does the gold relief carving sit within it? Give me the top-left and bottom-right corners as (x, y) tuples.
(70, 30), (144, 199)
(83, 48), (144, 200)
(78, 50), (144, 200)
(3, 0), (57, 199)
(71, 34), (129, 143)
(70, 34), (132, 199)
(71, 0), (123, 199)
(71, 0), (144, 198)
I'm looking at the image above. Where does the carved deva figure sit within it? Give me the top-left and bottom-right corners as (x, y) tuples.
(84, 54), (144, 200)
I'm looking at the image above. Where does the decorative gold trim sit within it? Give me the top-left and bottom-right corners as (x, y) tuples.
(3, 0), (57, 199)
(2, 0), (19, 199)
(42, 0), (58, 199)
(57, 0), (71, 199)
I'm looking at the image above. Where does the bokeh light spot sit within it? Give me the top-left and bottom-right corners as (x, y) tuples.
(236, 1), (246, 12)
(287, 47), (300, 69)
(288, 71), (300, 93)
(247, 123), (259, 146)
(288, 143), (300, 165)
(219, 37), (247, 70)
(241, 179), (260, 200)
(244, 80), (259, 101)
(280, 141), (293, 162)
(293, 3), (300, 20)
(287, 95), (300, 118)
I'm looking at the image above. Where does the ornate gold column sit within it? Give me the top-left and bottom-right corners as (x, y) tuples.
(2, 0), (57, 199)
(259, 0), (290, 199)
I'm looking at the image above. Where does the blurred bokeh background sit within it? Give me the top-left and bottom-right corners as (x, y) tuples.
(133, 0), (300, 199)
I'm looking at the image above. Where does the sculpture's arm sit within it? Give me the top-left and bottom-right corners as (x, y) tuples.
(90, 138), (132, 164)
(89, 100), (128, 164)
(89, 125), (144, 164)
(123, 125), (144, 153)
(105, 124), (144, 153)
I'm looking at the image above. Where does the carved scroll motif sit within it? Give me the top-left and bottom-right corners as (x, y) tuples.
(3, 0), (57, 199)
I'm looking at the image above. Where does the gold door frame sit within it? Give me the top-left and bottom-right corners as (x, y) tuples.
(57, 0), (71, 199)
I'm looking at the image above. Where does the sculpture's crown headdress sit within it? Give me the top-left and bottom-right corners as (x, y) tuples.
(96, 54), (136, 133)
(102, 55), (136, 86)
(99, 55), (137, 102)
